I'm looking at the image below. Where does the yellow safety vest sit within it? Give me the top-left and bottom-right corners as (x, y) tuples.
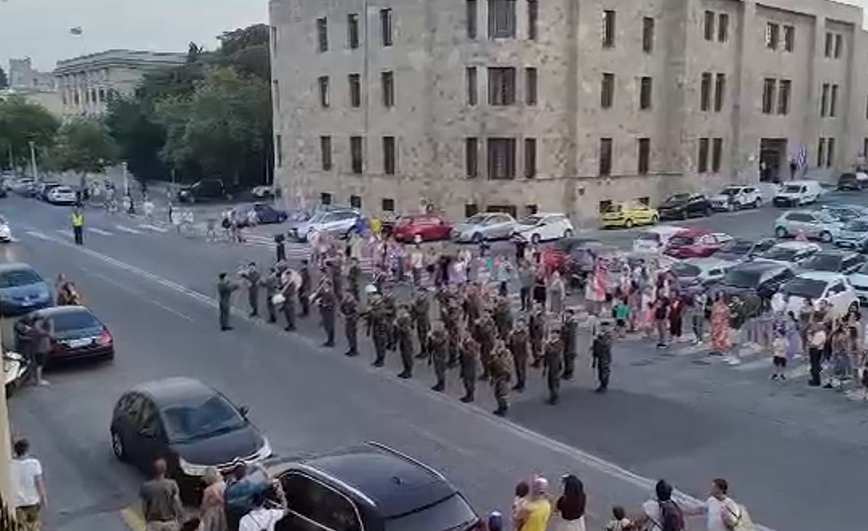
(72, 213), (84, 227)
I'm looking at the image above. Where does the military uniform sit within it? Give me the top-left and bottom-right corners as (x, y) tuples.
(347, 261), (362, 301)
(442, 300), (461, 366)
(508, 323), (530, 392)
(280, 277), (297, 331)
(458, 334), (479, 403)
(340, 296), (360, 356)
(240, 265), (261, 317)
(298, 264), (311, 317)
(543, 333), (564, 404)
(411, 291), (431, 360)
(314, 280), (337, 347)
(329, 260), (344, 298)
(489, 342), (512, 416)
(561, 311), (578, 380)
(463, 288), (482, 326)
(217, 275), (239, 330)
(395, 307), (415, 378)
(529, 308), (545, 367)
(382, 294), (398, 352)
(492, 296), (514, 340)
(592, 328), (613, 393)
(366, 296), (389, 367)
(475, 315), (496, 381)
(428, 327), (449, 392)
(262, 269), (280, 323)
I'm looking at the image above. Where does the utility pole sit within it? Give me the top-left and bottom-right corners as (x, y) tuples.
(28, 141), (37, 180)
(122, 161), (129, 196)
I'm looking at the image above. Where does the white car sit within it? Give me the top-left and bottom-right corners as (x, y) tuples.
(680, 257), (733, 284)
(0, 216), (11, 243)
(632, 226), (685, 253)
(46, 186), (78, 205)
(772, 180), (823, 207)
(512, 213), (574, 244)
(755, 241), (822, 267)
(709, 185), (763, 211)
(772, 271), (860, 319)
(291, 209), (361, 242)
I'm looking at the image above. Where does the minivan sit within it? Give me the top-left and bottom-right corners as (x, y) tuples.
(773, 180), (823, 207)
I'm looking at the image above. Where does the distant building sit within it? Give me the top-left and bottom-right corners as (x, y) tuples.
(0, 88), (64, 117)
(8, 58), (55, 91)
(54, 49), (186, 116)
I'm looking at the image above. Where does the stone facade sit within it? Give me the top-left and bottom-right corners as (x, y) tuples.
(54, 50), (186, 117)
(270, 0), (868, 222)
(8, 58), (55, 92)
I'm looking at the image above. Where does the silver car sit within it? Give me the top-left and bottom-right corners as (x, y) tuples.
(755, 241), (822, 266)
(291, 208), (361, 242)
(451, 212), (517, 243)
(834, 217), (868, 249)
(773, 210), (843, 243)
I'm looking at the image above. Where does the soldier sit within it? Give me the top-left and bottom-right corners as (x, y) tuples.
(458, 331), (479, 403)
(216, 272), (238, 331)
(262, 267), (280, 324)
(529, 305), (545, 367)
(274, 233), (286, 263)
(442, 298), (461, 366)
(239, 262), (261, 318)
(475, 314), (497, 381)
(428, 324), (449, 392)
(489, 340), (512, 416)
(298, 259), (311, 317)
(340, 294), (360, 357)
(591, 322), (614, 393)
(280, 272), (297, 331)
(411, 289), (431, 360)
(329, 257), (344, 297)
(463, 284), (482, 326)
(561, 309), (579, 380)
(395, 306), (415, 378)
(508, 319), (530, 392)
(365, 290), (389, 367)
(542, 327), (564, 405)
(492, 295), (514, 340)
(346, 257), (362, 301)
(312, 278), (337, 347)
(382, 293), (398, 352)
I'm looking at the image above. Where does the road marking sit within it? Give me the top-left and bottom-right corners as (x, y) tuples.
(114, 225), (142, 234)
(54, 229), (72, 238)
(89, 227), (113, 236)
(120, 506), (145, 531)
(78, 268), (195, 322)
(24, 230), (52, 241)
(138, 223), (168, 233)
(22, 226), (776, 531)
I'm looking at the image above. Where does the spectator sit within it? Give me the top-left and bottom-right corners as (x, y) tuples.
(632, 479), (684, 531)
(139, 458), (183, 531)
(238, 490), (287, 531)
(553, 474), (586, 531)
(515, 477), (552, 531)
(11, 438), (46, 531)
(200, 466), (227, 531)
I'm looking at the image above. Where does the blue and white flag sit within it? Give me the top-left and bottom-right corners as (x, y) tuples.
(789, 143), (808, 169)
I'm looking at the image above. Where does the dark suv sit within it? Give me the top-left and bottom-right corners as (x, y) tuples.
(657, 193), (712, 220)
(262, 442), (480, 531)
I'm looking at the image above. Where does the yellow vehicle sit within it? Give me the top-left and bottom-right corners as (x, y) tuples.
(599, 202), (659, 229)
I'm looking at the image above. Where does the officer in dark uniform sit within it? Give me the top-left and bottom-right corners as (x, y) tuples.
(529, 305), (545, 367)
(340, 294), (360, 356)
(346, 257), (362, 301)
(592, 321), (614, 393)
(508, 319), (530, 392)
(262, 267), (280, 323)
(543, 327), (564, 405)
(240, 262), (261, 318)
(280, 273), (297, 331)
(395, 306), (415, 378)
(561, 309), (578, 380)
(411, 289), (431, 360)
(490, 340), (512, 416)
(313, 279), (336, 347)
(216, 272), (238, 331)
(298, 260), (311, 317)
(458, 331), (479, 403)
(428, 324), (449, 392)
(366, 292), (388, 367)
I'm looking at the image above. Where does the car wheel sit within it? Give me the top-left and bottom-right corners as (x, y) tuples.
(850, 301), (860, 313)
(820, 231), (833, 243)
(704, 208), (712, 217)
(651, 215), (659, 224)
(775, 226), (788, 238)
(753, 198), (762, 209)
(472, 232), (483, 243)
(111, 430), (127, 461)
(563, 229), (573, 238)
(682, 210), (689, 220)
(624, 219), (634, 228)
(531, 233), (541, 245)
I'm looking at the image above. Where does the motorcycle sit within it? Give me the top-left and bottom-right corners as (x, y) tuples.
(4, 351), (30, 397)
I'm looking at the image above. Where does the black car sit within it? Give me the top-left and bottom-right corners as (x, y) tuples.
(657, 193), (712, 220)
(837, 172), (865, 191)
(177, 179), (229, 203)
(713, 238), (777, 263)
(110, 377), (270, 498)
(14, 306), (114, 364)
(713, 261), (794, 300)
(798, 250), (867, 275)
(260, 442), (480, 531)
(234, 203), (288, 226)
(0, 263), (53, 316)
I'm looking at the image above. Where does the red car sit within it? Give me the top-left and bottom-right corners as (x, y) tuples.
(392, 214), (453, 242)
(664, 229), (731, 258)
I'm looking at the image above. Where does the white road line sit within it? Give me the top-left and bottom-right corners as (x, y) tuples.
(89, 227), (113, 236)
(24, 230), (52, 241)
(114, 225), (142, 234)
(18, 224), (777, 531)
(138, 223), (168, 233)
(55, 229), (72, 238)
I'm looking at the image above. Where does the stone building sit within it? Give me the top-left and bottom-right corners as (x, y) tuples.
(54, 49), (186, 117)
(270, 0), (868, 221)
(8, 58), (55, 92)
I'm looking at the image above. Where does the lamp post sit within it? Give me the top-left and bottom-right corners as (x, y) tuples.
(28, 141), (37, 181)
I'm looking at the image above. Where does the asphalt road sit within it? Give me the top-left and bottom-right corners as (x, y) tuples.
(4, 191), (868, 531)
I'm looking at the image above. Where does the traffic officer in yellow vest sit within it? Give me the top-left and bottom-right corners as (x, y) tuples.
(71, 207), (84, 245)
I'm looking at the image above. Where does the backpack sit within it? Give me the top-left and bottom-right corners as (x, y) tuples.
(657, 500), (684, 531)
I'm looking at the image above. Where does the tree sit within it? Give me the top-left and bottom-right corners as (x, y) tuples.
(0, 67), (7, 90)
(105, 97), (169, 182)
(216, 25), (270, 81)
(50, 118), (119, 175)
(0, 95), (60, 168)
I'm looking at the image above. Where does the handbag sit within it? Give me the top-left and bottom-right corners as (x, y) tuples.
(271, 294), (286, 306)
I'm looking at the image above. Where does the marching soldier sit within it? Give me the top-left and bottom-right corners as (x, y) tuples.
(347, 257), (362, 301)
(463, 284), (482, 326)
(428, 324), (449, 392)
(492, 296), (514, 340)
(216, 272), (239, 331)
(490, 340), (512, 416)
(340, 294), (360, 357)
(475, 314), (497, 381)
(262, 267), (280, 324)
(239, 262), (261, 318)
(395, 306), (415, 378)
(458, 331), (479, 403)
(529, 305), (545, 367)
(365, 289), (389, 367)
(508, 318), (530, 392)
(382, 293), (398, 352)
(543, 327), (564, 405)
(411, 289), (431, 360)
(442, 297), (461, 366)
(329, 258), (344, 298)
(592, 321), (614, 393)
(561, 309), (579, 380)
(312, 278), (337, 347)
(280, 272), (297, 331)
(298, 259), (311, 317)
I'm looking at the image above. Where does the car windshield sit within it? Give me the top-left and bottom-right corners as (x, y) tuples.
(0, 269), (41, 288)
(720, 187), (741, 196)
(801, 254), (843, 272)
(843, 220), (868, 232)
(635, 231), (660, 242)
(667, 235), (697, 247)
(783, 185), (802, 193)
(306, 211), (329, 223)
(663, 194), (689, 205)
(718, 240), (753, 255)
(671, 263), (701, 278)
(780, 277), (826, 299)
(162, 394), (246, 443)
(384, 493), (478, 531)
(51, 311), (101, 332)
(760, 246), (802, 261)
(465, 214), (487, 224)
(518, 215), (544, 226)
(722, 268), (763, 288)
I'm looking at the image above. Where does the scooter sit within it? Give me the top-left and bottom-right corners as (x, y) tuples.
(4, 351), (30, 397)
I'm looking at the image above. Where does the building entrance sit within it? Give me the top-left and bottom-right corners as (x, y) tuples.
(759, 138), (788, 183)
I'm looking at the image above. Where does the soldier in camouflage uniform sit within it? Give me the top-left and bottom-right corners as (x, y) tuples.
(411, 289), (431, 360)
(395, 305), (415, 378)
(365, 293), (389, 367)
(261, 267), (280, 324)
(382, 293), (398, 352)
(489, 340), (512, 416)
(560, 309), (578, 380)
(329, 258), (344, 298)
(463, 284), (482, 326)
(442, 297), (462, 367)
(543, 327), (564, 405)
(340, 294), (360, 357)
(458, 330), (479, 403)
(312, 278), (337, 347)
(492, 295), (514, 340)
(346, 257), (362, 301)
(592, 321), (614, 393)
(428, 324), (449, 392)
(529, 305), (546, 368)
(475, 314), (497, 381)
(508, 318), (530, 392)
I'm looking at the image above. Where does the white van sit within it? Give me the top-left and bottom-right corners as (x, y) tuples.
(632, 226), (685, 253)
(772, 180), (823, 207)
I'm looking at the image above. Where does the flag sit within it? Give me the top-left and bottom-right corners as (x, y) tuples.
(796, 143), (808, 169)
(69, 27), (83, 36)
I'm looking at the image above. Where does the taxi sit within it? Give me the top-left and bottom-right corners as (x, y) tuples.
(599, 202), (659, 229)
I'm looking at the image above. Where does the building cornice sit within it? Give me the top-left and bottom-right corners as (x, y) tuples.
(54, 49), (186, 76)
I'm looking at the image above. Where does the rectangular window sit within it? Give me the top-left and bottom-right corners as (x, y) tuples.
(489, 0), (516, 39)
(382, 198), (395, 212)
(466, 67), (478, 105)
(700, 72), (712, 111)
(718, 13), (729, 42)
(466, 137), (479, 178)
(525, 68), (538, 105)
(762, 78), (775, 114)
(466, 0), (478, 39)
(275, 134), (283, 168)
(599, 138), (613, 176)
(527, 0), (538, 41)
(383, 136), (396, 175)
(488, 67), (517, 105)
(637, 138), (650, 175)
(827, 137), (835, 167)
(818, 138), (826, 167)
(272, 80), (280, 112)
(321, 193), (333, 205)
(487, 138), (517, 180)
(320, 136), (332, 170)
(639, 76), (652, 110)
(350, 195), (362, 208)
(524, 138), (536, 178)
(714, 73), (725, 112)
(316, 17), (328, 52)
(349, 74), (361, 107)
(834, 34), (842, 58)
(698, 137), (709, 173)
(766, 22), (779, 49)
(830, 84), (838, 117)
(821, 83), (829, 117)
(350, 136), (363, 174)
(777, 79), (791, 115)
(381, 71), (395, 107)
(783, 25), (794, 52)
(318, 76), (330, 107)
(642, 17), (654, 53)
(711, 138), (723, 172)
(825, 32), (833, 57)
(601, 73), (615, 108)
(602, 10), (616, 48)
(347, 14), (360, 48)
(380, 8), (393, 46)
(704, 11), (715, 41)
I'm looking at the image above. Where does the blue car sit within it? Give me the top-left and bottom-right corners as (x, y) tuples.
(0, 263), (52, 316)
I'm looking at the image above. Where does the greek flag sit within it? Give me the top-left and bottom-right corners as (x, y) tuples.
(789, 143), (808, 169)
(69, 27), (83, 36)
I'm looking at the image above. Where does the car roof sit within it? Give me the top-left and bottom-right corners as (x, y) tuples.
(734, 260), (787, 273)
(770, 241), (820, 250)
(783, 180), (818, 186)
(130, 377), (217, 407)
(0, 262), (38, 274)
(796, 271), (847, 283)
(32, 305), (93, 317)
(683, 257), (731, 268)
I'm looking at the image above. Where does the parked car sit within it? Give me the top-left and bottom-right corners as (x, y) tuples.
(798, 249), (867, 275)
(14, 305), (114, 364)
(232, 203), (288, 226)
(177, 179), (229, 203)
(263, 442), (480, 531)
(0, 263), (52, 316)
(10, 178), (36, 196)
(656, 193), (712, 220)
(109, 377), (271, 500)
(755, 241), (822, 266)
(820, 204), (868, 222)
(632, 226), (685, 253)
(37, 182), (62, 201)
(772, 180), (823, 207)
(834, 218), (868, 249)
(0, 215), (12, 243)
(45, 186), (78, 205)
(392, 214), (452, 243)
(713, 261), (795, 300)
(543, 237), (606, 273)
(773, 210), (843, 242)
(663, 229), (732, 259)
(713, 237), (777, 263)
(673, 257), (732, 292)
(291, 209), (361, 242)
(709, 185), (762, 211)
(847, 262), (868, 304)
(772, 272), (859, 319)
(599, 202), (658, 229)
(837, 172), (865, 190)
(451, 212), (517, 243)
(512, 212), (574, 244)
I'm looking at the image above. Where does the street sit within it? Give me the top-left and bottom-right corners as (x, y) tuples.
(3, 192), (868, 531)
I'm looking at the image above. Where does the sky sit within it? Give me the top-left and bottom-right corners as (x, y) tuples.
(0, 0), (867, 73)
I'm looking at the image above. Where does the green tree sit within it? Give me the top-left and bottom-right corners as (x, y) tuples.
(216, 24), (270, 80)
(50, 118), (119, 175)
(153, 94), (193, 174)
(104, 97), (168, 182)
(0, 95), (60, 168)
(0, 67), (8, 90)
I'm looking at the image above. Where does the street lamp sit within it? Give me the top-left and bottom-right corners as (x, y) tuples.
(27, 141), (38, 181)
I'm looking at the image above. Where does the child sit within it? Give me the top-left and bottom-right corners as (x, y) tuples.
(606, 505), (633, 531)
(613, 296), (630, 337)
(771, 328), (787, 380)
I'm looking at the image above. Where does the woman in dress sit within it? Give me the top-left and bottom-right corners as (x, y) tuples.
(553, 474), (587, 531)
(199, 466), (227, 531)
(548, 271), (566, 316)
(710, 293), (732, 354)
(784, 310), (803, 363)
